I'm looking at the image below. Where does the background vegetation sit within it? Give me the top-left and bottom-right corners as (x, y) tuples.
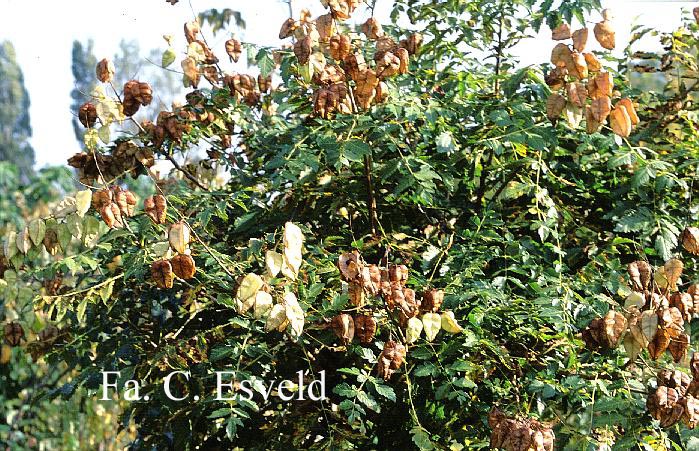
(4, 0), (699, 449)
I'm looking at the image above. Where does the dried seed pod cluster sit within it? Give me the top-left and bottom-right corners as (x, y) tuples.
(150, 222), (196, 288)
(279, 5), (420, 118)
(122, 80), (153, 116)
(647, 360), (699, 429)
(682, 226), (699, 255)
(489, 408), (555, 451)
(377, 340), (406, 380)
(144, 194), (167, 224)
(91, 186), (137, 229)
(68, 140), (154, 185)
(4, 321), (24, 347)
(545, 10), (639, 137)
(78, 102), (98, 128)
(581, 310), (627, 350)
(586, 258), (693, 363)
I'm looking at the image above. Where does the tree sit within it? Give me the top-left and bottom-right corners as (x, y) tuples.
(0, 41), (34, 179)
(8, 1), (699, 449)
(70, 40), (98, 143)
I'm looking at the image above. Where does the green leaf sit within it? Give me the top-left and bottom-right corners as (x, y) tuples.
(256, 49), (275, 77)
(162, 47), (176, 68)
(343, 139), (371, 162)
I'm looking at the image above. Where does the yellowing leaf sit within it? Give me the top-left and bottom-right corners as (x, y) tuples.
(162, 47), (176, 68)
(254, 291), (273, 319)
(441, 311), (463, 334)
(406, 316), (423, 343)
(28, 219), (46, 247)
(422, 312), (441, 341)
(265, 250), (283, 277)
(75, 189), (92, 218)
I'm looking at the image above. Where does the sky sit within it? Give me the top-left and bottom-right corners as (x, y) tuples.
(0, 0), (693, 168)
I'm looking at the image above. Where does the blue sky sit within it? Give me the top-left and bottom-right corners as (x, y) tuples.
(0, 0), (691, 167)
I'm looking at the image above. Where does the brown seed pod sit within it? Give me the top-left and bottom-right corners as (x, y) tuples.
(669, 332), (690, 363)
(594, 20), (615, 50)
(144, 195), (167, 224)
(92, 188), (113, 210)
(354, 315), (376, 344)
(313, 64), (346, 86)
(343, 53), (367, 81)
(628, 260), (652, 292)
(566, 82), (587, 108)
(572, 28), (588, 52)
(421, 289), (444, 313)
(399, 33), (423, 56)
(43, 228), (60, 255)
(294, 35), (312, 65)
(669, 292), (693, 322)
(489, 408), (555, 451)
(610, 104), (632, 138)
(170, 254), (196, 280)
(4, 322), (24, 347)
(123, 80), (153, 116)
(694, 7), (699, 25)
(38, 324), (59, 344)
(617, 98), (639, 125)
(151, 259), (175, 289)
(648, 327), (672, 360)
(545, 67), (566, 91)
(682, 227), (699, 255)
(100, 203), (123, 228)
(329, 34), (351, 61)
(326, 0), (360, 21)
(657, 369), (691, 395)
(582, 310), (626, 350)
(395, 48), (410, 75)
(647, 386), (684, 428)
(96, 58), (115, 83)
(225, 39), (242, 63)
(375, 51), (401, 79)
(78, 102), (98, 128)
(348, 281), (364, 307)
(377, 340), (407, 380)
(316, 14), (336, 42)
(551, 43), (573, 68)
(546, 93), (566, 123)
(258, 74), (272, 93)
(43, 276), (62, 296)
(361, 17), (383, 40)
(583, 52), (602, 72)
(551, 23), (571, 40)
(338, 250), (362, 281)
(114, 190), (137, 217)
(388, 264), (409, 284)
(331, 313), (355, 345)
(682, 395), (699, 428)
(184, 20), (200, 43)
(279, 18), (297, 39)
